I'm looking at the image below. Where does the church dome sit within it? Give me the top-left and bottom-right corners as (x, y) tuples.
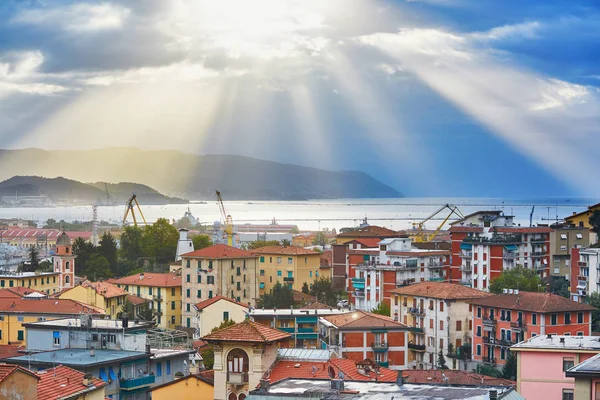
(56, 232), (72, 246)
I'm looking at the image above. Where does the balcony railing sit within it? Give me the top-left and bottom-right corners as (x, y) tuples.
(427, 263), (444, 269)
(283, 277), (294, 282)
(371, 341), (389, 351)
(462, 264), (472, 272)
(531, 251), (546, 257)
(405, 262), (419, 270)
(408, 343), (426, 351)
(461, 251), (473, 258)
(503, 252), (518, 259)
(464, 234), (522, 244)
(410, 327), (424, 334)
(120, 375), (156, 390)
(483, 358), (496, 366)
(482, 317), (497, 326)
(579, 261), (588, 267)
(409, 307), (425, 316)
(510, 321), (527, 331)
(227, 372), (249, 386)
(152, 295), (163, 302)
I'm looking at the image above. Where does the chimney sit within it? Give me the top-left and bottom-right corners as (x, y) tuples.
(139, 273), (144, 280)
(259, 378), (271, 393)
(396, 371), (403, 387)
(90, 347), (95, 357)
(560, 337), (565, 344)
(489, 390), (498, 400)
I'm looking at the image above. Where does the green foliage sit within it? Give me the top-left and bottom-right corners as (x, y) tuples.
(587, 292), (600, 331)
(192, 235), (213, 250)
(26, 246), (39, 272)
(258, 282), (295, 309)
(590, 210), (600, 239)
(201, 319), (237, 370)
(122, 298), (135, 318)
(37, 260), (53, 272)
(290, 226), (300, 234)
(138, 301), (154, 322)
(549, 276), (570, 298)
(502, 352), (517, 380)
(280, 239), (292, 247)
(301, 282), (310, 294)
(83, 254), (113, 281)
(141, 218), (179, 265)
(473, 364), (503, 378)
(211, 318), (237, 333)
(248, 240), (280, 250)
(98, 232), (118, 271)
(310, 277), (341, 307)
(311, 232), (329, 246)
(119, 226), (144, 263)
(371, 302), (391, 317)
(73, 237), (96, 275)
(489, 265), (544, 294)
(437, 349), (448, 369)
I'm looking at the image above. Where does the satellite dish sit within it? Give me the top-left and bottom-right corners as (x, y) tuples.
(328, 366), (336, 379)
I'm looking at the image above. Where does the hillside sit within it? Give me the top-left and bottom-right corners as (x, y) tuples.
(0, 148), (402, 200)
(0, 176), (188, 205)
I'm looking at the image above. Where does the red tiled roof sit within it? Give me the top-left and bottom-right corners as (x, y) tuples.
(79, 281), (127, 298)
(0, 287), (46, 298)
(390, 282), (492, 300)
(292, 290), (316, 303)
(0, 298), (105, 315)
(126, 294), (149, 306)
(322, 311), (408, 330)
(182, 244), (256, 259)
(198, 369), (215, 384)
(192, 340), (209, 350)
(202, 320), (290, 343)
(0, 363), (39, 383)
(0, 229), (92, 241)
(469, 292), (597, 313)
(194, 295), (248, 311)
(385, 250), (450, 257)
(493, 227), (551, 234)
(402, 369), (515, 386)
(37, 365), (105, 400)
(251, 246), (319, 256)
(264, 358), (398, 385)
(0, 289), (23, 299)
(0, 345), (24, 359)
(337, 226), (400, 238)
(346, 238), (383, 248)
(300, 301), (330, 310)
(108, 272), (181, 287)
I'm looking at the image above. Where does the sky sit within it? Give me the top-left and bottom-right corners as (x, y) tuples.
(0, 0), (599, 198)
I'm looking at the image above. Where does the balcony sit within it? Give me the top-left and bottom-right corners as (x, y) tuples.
(152, 296), (163, 302)
(279, 327), (295, 333)
(462, 263), (472, 272)
(427, 263), (444, 269)
(371, 342), (389, 352)
(579, 261), (588, 267)
(531, 251), (546, 257)
(120, 375), (156, 390)
(530, 237), (547, 243)
(283, 277), (294, 282)
(408, 343), (426, 351)
(409, 307), (425, 316)
(227, 372), (249, 386)
(503, 252), (518, 259)
(510, 321), (527, 331)
(482, 317), (497, 327)
(461, 251), (473, 258)
(410, 327), (424, 334)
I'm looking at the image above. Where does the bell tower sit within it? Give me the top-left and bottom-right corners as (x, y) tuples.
(54, 232), (75, 291)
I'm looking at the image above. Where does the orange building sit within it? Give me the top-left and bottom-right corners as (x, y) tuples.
(470, 291), (595, 367)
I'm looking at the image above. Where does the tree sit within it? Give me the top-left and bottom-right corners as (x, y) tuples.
(587, 292), (600, 331)
(280, 239), (292, 247)
(37, 260), (53, 272)
(301, 282), (309, 294)
(502, 352), (517, 380)
(310, 277), (341, 307)
(437, 349), (448, 369)
(311, 232), (329, 246)
(489, 265), (544, 294)
(141, 218), (179, 267)
(258, 282), (295, 308)
(290, 226), (300, 234)
(549, 276), (570, 298)
(371, 302), (391, 317)
(73, 237), (95, 275)
(119, 226), (144, 263)
(98, 232), (118, 274)
(590, 210), (600, 240)
(248, 240), (280, 250)
(27, 246), (39, 272)
(192, 235), (212, 250)
(83, 254), (113, 281)
(201, 319), (237, 370)
(474, 364), (502, 378)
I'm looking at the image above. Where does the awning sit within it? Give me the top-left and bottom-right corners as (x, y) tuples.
(577, 284), (587, 289)
(504, 245), (518, 251)
(99, 369), (108, 382)
(52, 331), (60, 339)
(460, 243), (472, 250)
(109, 367), (117, 381)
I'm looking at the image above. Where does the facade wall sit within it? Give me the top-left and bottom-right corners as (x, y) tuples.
(150, 354), (190, 386)
(0, 273), (61, 294)
(197, 301), (248, 337)
(257, 253), (325, 294)
(115, 283), (182, 330)
(58, 286), (125, 319)
(0, 313), (92, 346)
(150, 376), (214, 400)
(335, 329), (407, 370)
(0, 371), (38, 400)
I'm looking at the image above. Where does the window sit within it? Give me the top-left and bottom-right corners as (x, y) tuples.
(565, 313), (571, 324)
(186, 259), (191, 268)
(477, 307), (481, 318)
(500, 348), (506, 360)
(197, 260), (202, 269)
(310, 271), (313, 278)
(532, 313), (537, 325)
(53, 331), (60, 346)
(277, 257), (282, 264)
(476, 326), (481, 337)
(551, 314), (558, 325)
(506, 310), (512, 322)
(236, 282), (241, 291)
(208, 261), (213, 269)
(288, 257), (293, 264)
(224, 311), (229, 320)
(476, 344), (481, 356)
(186, 304), (190, 312)
(149, 287), (153, 295)
(186, 274), (191, 283)
(227, 348), (250, 373)
(156, 362), (162, 377)
(197, 275), (202, 283)
(560, 234), (567, 240)
(562, 389), (574, 400)
(236, 267), (241, 276)
(260, 256), (265, 263)
(429, 319), (434, 329)
(456, 321), (462, 331)
(439, 320), (444, 330)
(166, 360), (171, 375)
(209, 291), (213, 299)
(17, 330), (24, 341)
(563, 357), (575, 371)
(207, 276), (215, 284)
(197, 290), (202, 298)
(186, 288), (191, 298)
(578, 312), (584, 324)
(172, 288), (176, 296)
(277, 270), (282, 277)
(171, 301), (176, 310)
(260, 270), (265, 276)
(17, 316), (24, 322)
(440, 302), (444, 312)
(187, 318), (191, 328)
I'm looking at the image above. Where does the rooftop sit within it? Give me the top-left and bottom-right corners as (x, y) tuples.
(0, 229), (92, 241)
(511, 335), (600, 352)
(468, 291), (597, 313)
(78, 280), (127, 298)
(249, 308), (349, 317)
(566, 352), (600, 377)
(0, 363), (39, 383)
(202, 320), (290, 343)
(108, 272), (181, 287)
(194, 295), (249, 311)
(5, 349), (148, 367)
(390, 282), (492, 301)
(181, 244), (256, 259)
(493, 227), (551, 234)
(24, 317), (151, 330)
(321, 310), (408, 330)
(37, 365), (106, 400)
(251, 246), (320, 255)
(0, 345), (25, 359)
(149, 371), (215, 393)
(301, 301), (332, 310)
(0, 287), (47, 298)
(336, 225), (399, 238)
(402, 369), (515, 387)
(0, 298), (104, 315)
(126, 294), (149, 306)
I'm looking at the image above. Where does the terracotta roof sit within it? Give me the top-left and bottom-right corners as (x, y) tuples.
(0, 345), (24, 359)
(337, 226), (399, 238)
(202, 320), (290, 343)
(149, 371), (214, 392)
(264, 358), (397, 385)
(346, 238), (383, 248)
(198, 369), (215, 384)
(108, 272), (181, 288)
(402, 369), (515, 387)
(37, 365), (106, 400)
(0, 363), (39, 383)
(192, 339), (209, 350)
(194, 295), (248, 311)
(0, 287), (46, 298)
(292, 290), (316, 303)
(493, 227), (551, 234)
(322, 311), (408, 330)
(126, 294), (149, 306)
(390, 282), (492, 300)
(251, 246), (319, 255)
(565, 203), (600, 220)
(79, 281), (127, 298)
(469, 292), (597, 313)
(301, 301), (331, 310)
(0, 298), (105, 315)
(181, 244), (256, 259)
(385, 250), (450, 257)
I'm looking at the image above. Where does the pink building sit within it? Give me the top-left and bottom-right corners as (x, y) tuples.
(511, 335), (600, 400)
(566, 352), (600, 399)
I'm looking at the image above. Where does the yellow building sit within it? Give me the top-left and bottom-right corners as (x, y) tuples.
(0, 298), (104, 345)
(565, 202), (600, 229)
(0, 272), (62, 295)
(335, 225), (401, 245)
(0, 364), (39, 400)
(148, 371), (214, 400)
(108, 272), (182, 329)
(57, 281), (127, 319)
(251, 246), (329, 294)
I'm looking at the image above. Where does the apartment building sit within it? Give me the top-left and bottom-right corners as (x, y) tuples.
(180, 244), (259, 330)
(549, 223), (593, 279)
(193, 296), (248, 338)
(109, 272), (182, 329)
(346, 237), (450, 311)
(570, 247), (600, 303)
(449, 211), (551, 288)
(251, 246), (327, 294)
(470, 291), (595, 367)
(319, 310), (409, 370)
(58, 280), (127, 319)
(564, 202), (600, 229)
(390, 282), (492, 370)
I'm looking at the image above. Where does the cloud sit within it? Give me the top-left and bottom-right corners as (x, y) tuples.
(472, 21), (542, 40)
(531, 78), (590, 111)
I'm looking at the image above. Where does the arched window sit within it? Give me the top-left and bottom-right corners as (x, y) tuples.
(228, 394), (237, 400)
(56, 262), (60, 272)
(66, 247), (69, 254)
(239, 394), (247, 400)
(65, 275), (70, 285)
(227, 349), (249, 373)
(65, 261), (70, 271)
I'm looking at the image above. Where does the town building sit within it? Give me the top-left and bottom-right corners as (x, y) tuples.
(549, 223), (593, 279)
(449, 211), (551, 287)
(0, 271), (63, 295)
(57, 280), (128, 319)
(570, 247), (600, 303)
(0, 229), (93, 251)
(148, 370), (214, 400)
(0, 297), (104, 345)
(401, 368), (515, 387)
(180, 245), (259, 330)
(37, 365), (107, 400)
(319, 310), (409, 370)
(390, 282), (492, 370)
(201, 320), (290, 400)
(109, 272), (182, 329)
(251, 246), (327, 294)
(565, 352), (600, 399)
(248, 307), (349, 349)
(564, 202), (600, 229)
(470, 291), (596, 367)
(346, 237), (450, 311)
(512, 335), (600, 400)
(193, 296), (249, 338)
(0, 363), (39, 400)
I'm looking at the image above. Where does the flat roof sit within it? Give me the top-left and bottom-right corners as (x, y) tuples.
(150, 348), (195, 360)
(277, 348), (331, 361)
(511, 335), (600, 352)
(0, 271), (59, 278)
(5, 349), (148, 367)
(24, 317), (152, 330)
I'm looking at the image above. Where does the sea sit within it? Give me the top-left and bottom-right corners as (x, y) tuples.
(0, 197), (597, 232)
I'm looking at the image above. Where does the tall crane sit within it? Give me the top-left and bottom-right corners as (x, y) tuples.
(123, 193), (147, 227)
(529, 205), (535, 227)
(216, 190), (233, 246)
(412, 204), (464, 242)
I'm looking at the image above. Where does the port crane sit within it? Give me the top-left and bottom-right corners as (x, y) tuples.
(216, 190), (234, 246)
(412, 204), (464, 242)
(123, 193), (147, 227)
